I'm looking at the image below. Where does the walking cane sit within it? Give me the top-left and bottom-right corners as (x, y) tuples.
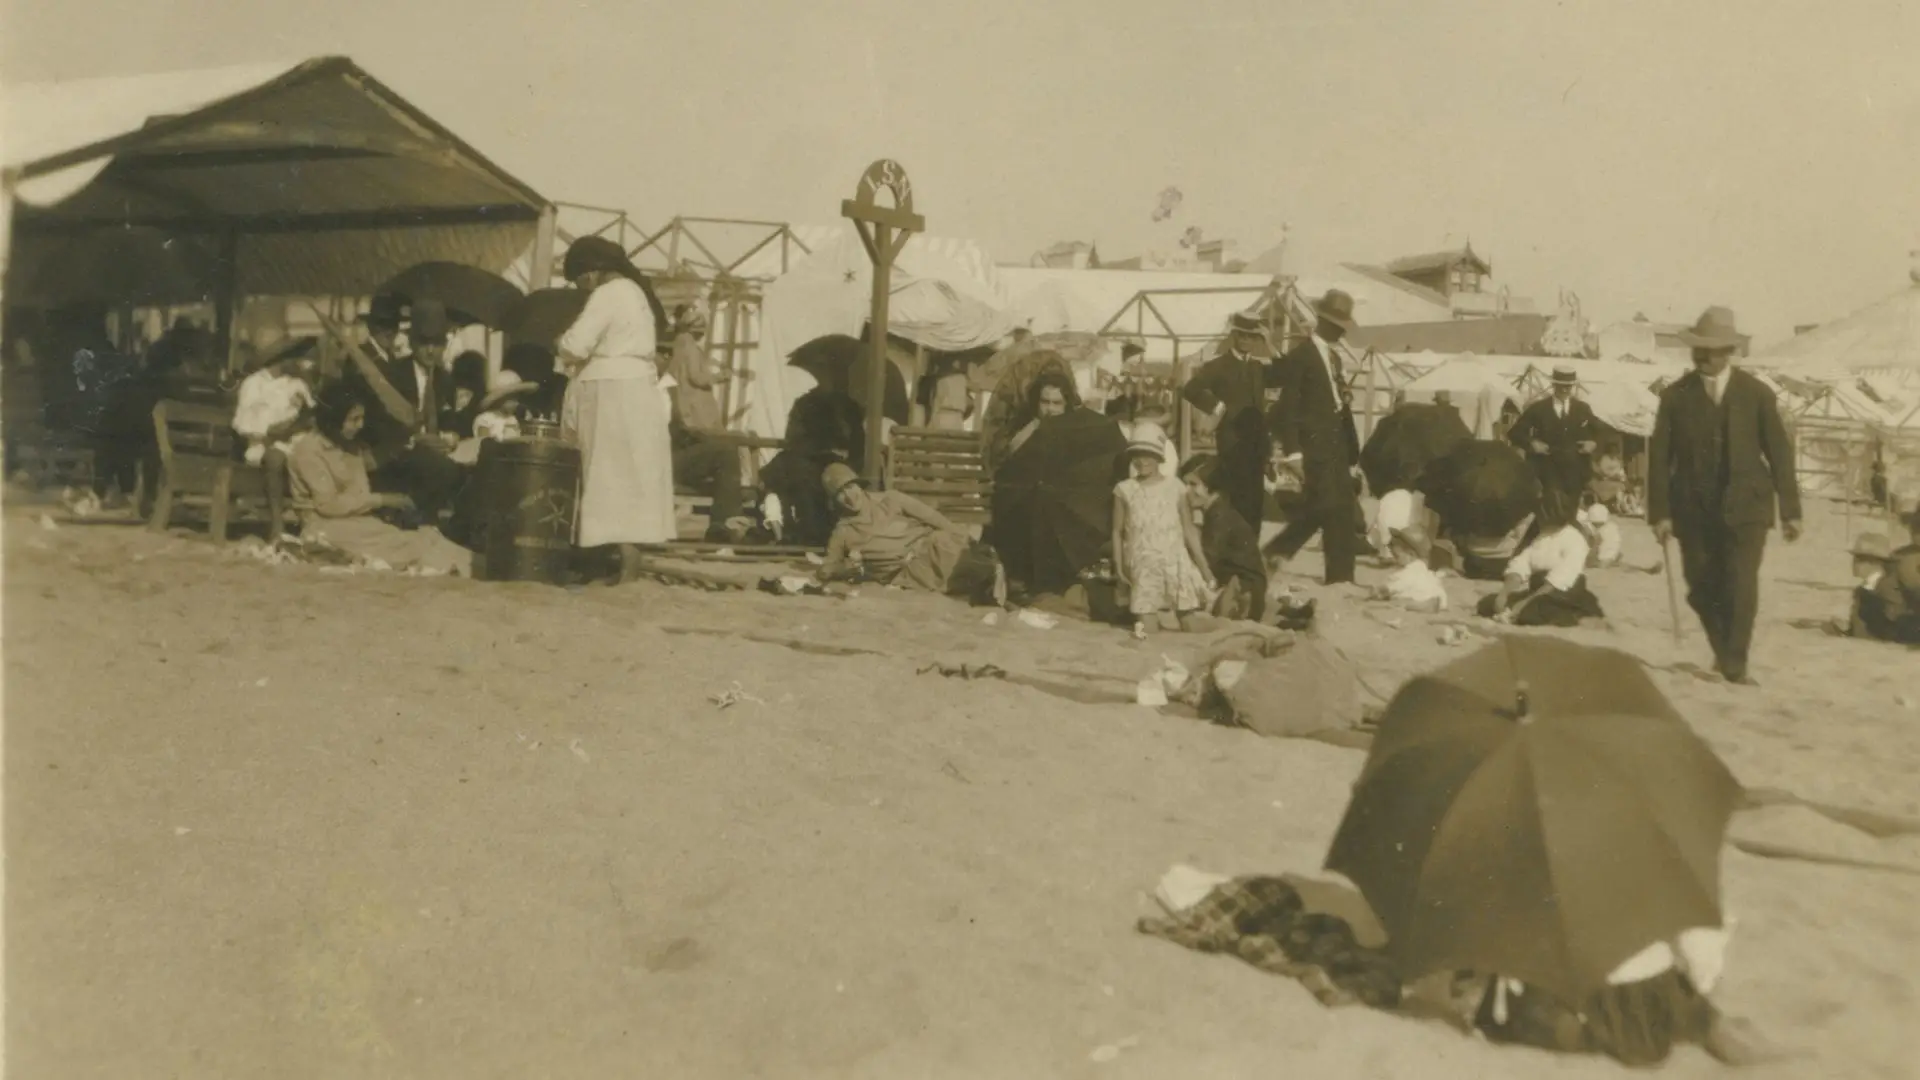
(1660, 534), (1685, 645)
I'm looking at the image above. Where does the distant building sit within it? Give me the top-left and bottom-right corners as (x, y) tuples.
(1345, 314), (1554, 356)
(1595, 312), (1749, 364)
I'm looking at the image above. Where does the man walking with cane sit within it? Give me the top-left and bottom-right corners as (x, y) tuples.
(1647, 306), (1802, 687)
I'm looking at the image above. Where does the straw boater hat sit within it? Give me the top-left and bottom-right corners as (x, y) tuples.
(821, 461), (864, 499)
(1551, 365), (1579, 386)
(1850, 531), (1892, 561)
(1126, 420), (1169, 462)
(478, 368), (538, 411)
(1227, 311), (1270, 341)
(1678, 306), (1745, 351)
(1313, 289), (1359, 331)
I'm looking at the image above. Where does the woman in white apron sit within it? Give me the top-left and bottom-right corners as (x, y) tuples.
(556, 237), (677, 581)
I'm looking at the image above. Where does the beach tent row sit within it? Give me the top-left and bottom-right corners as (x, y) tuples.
(3, 57), (550, 311)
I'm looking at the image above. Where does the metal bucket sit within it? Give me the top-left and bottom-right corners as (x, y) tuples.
(477, 435), (581, 584)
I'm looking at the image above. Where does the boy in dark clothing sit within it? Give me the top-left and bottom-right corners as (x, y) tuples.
(1180, 454), (1267, 621)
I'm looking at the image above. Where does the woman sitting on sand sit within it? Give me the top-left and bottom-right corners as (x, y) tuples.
(287, 383), (472, 575)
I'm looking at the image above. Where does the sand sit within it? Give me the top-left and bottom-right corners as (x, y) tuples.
(4, 493), (1918, 1079)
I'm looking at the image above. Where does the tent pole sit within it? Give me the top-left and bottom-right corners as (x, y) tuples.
(213, 228), (240, 373)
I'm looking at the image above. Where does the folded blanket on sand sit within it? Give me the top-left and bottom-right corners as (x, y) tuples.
(1137, 875), (1401, 1009)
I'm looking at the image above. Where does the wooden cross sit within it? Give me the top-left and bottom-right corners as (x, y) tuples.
(841, 159), (925, 483)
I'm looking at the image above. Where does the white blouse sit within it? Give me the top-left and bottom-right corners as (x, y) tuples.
(557, 278), (658, 382)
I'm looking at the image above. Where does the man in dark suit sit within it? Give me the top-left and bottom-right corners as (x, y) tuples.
(1181, 311), (1278, 531)
(345, 297), (467, 520)
(1265, 289), (1364, 585)
(1648, 306), (1802, 687)
(1508, 365), (1601, 515)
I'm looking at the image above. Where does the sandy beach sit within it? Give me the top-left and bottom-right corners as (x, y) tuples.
(4, 493), (1917, 1079)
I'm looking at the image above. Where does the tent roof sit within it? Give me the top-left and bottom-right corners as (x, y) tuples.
(4, 56), (548, 301)
(1346, 313), (1551, 355)
(1000, 266), (1278, 362)
(1747, 283), (1920, 378)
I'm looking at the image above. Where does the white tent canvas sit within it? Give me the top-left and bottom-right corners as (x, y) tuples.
(1748, 282), (1920, 378)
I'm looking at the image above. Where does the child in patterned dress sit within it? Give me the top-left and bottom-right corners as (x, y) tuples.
(1112, 422), (1215, 639)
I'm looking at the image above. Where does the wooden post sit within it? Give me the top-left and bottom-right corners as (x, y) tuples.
(841, 159), (925, 483)
(212, 229), (240, 373)
(1362, 348), (1379, 444)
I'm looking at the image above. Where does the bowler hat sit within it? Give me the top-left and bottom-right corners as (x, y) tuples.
(410, 299), (452, 345)
(362, 292), (405, 330)
(1678, 306), (1745, 351)
(1313, 289), (1358, 331)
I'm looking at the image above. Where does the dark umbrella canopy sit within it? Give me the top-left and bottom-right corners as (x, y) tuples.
(379, 262), (525, 329)
(787, 334), (910, 426)
(1361, 403), (1473, 495)
(989, 409), (1129, 594)
(1418, 439), (1540, 537)
(500, 288), (590, 350)
(1325, 636), (1740, 1005)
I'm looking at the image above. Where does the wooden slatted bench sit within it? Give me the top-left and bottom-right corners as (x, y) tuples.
(885, 427), (991, 525)
(147, 399), (273, 542)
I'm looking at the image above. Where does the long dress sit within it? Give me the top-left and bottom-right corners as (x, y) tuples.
(557, 278), (677, 547)
(1115, 475), (1209, 615)
(286, 431), (471, 574)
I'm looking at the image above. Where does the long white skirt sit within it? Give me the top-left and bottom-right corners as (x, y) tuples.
(562, 375), (677, 547)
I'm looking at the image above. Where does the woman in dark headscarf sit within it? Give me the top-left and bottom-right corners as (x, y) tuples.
(554, 236), (678, 580)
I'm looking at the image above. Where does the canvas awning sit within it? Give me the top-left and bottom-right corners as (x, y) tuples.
(1748, 282), (1920, 378)
(3, 56), (550, 305)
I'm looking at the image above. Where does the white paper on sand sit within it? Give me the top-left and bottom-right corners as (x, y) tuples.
(1154, 863), (1231, 914)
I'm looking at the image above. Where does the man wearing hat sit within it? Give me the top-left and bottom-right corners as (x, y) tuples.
(1181, 309), (1279, 532)
(1648, 306), (1801, 686)
(347, 298), (467, 520)
(1266, 289), (1364, 585)
(1507, 364), (1601, 516)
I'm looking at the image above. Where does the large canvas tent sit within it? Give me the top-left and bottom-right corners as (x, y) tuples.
(3, 57), (552, 347)
(1747, 279), (1920, 379)
(733, 227), (1018, 445)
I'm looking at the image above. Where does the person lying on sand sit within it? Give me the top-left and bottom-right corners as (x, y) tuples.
(816, 462), (995, 597)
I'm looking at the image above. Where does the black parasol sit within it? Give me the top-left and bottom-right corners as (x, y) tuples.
(500, 288), (590, 351)
(787, 334), (910, 426)
(1418, 440), (1541, 538)
(378, 262), (525, 329)
(1361, 403), (1474, 495)
(989, 409), (1129, 595)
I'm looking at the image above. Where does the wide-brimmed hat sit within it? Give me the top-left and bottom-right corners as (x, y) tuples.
(1585, 503), (1611, 526)
(821, 461), (864, 499)
(1551, 365), (1579, 386)
(562, 236), (636, 282)
(1850, 531), (1892, 561)
(1678, 306), (1745, 351)
(1226, 311), (1270, 340)
(1313, 289), (1358, 331)
(360, 292), (405, 330)
(478, 368), (538, 411)
(410, 299), (452, 344)
(1389, 522), (1432, 561)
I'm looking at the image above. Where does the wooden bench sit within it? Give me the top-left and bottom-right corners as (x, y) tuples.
(147, 399), (274, 542)
(885, 427), (991, 525)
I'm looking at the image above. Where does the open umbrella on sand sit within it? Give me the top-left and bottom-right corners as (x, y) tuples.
(1418, 440), (1540, 537)
(379, 261), (524, 329)
(1325, 636), (1741, 1006)
(1360, 403), (1473, 495)
(500, 288), (590, 350)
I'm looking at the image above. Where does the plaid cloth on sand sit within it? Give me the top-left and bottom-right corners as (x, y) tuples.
(1137, 876), (1401, 1009)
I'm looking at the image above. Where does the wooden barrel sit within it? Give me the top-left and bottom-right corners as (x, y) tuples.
(478, 435), (581, 584)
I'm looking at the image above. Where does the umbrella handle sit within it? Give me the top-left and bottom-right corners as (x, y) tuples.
(1661, 536), (1685, 645)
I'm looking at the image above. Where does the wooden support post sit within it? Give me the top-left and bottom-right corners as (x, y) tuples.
(841, 159), (925, 484)
(212, 229), (240, 373)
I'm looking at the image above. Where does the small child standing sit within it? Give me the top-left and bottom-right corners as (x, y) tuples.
(1114, 422), (1215, 638)
(473, 370), (536, 443)
(1370, 523), (1449, 613)
(1179, 454), (1267, 621)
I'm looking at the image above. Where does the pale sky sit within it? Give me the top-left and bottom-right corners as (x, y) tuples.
(5, 0), (1918, 345)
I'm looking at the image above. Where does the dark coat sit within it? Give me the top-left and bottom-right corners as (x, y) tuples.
(348, 348), (458, 460)
(1181, 349), (1277, 462)
(1268, 339), (1360, 474)
(1647, 368), (1801, 535)
(1507, 394), (1601, 498)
